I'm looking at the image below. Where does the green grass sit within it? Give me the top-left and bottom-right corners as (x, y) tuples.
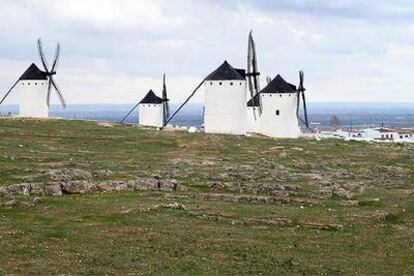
(0, 118), (413, 275)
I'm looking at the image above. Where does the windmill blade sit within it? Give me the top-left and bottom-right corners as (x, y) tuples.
(301, 91), (309, 128)
(37, 38), (50, 73)
(296, 71), (302, 117)
(51, 43), (60, 73)
(247, 30), (262, 115)
(247, 33), (255, 100)
(161, 78), (205, 130)
(120, 101), (140, 123)
(298, 70), (305, 91)
(166, 100), (170, 119)
(0, 79), (20, 106)
(162, 74), (169, 124)
(50, 77), (66, 108)
(296, 92), (301, 118)
(46, 79), (52, 107)
(250, 34), (260, 93)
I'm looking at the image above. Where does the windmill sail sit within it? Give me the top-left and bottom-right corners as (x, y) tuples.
(161, 78), (205, 130)
(0, 80), (20, 106)
(297, 70), (310, 129)
(247, 30), (262, 117)
(37, 38), (66, 108)
(162, 74), (170, 125)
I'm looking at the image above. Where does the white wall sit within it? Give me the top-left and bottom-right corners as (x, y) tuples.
(204, 80), (247, 135)
(139, 103), (163, 127)
(246, 106), (259, 133)
(258, 93), (300, 138)
(18, 80), (49, 118)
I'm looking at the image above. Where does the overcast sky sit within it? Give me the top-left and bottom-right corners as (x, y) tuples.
(1, 0), (414, 104)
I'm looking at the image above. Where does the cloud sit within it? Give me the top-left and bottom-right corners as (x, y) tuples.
(0, 0), (413, 105)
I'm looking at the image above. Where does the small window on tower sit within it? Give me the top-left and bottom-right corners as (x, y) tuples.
(210, 82), (213, 85)
(240, 82), (242, 85)
(219, 82), (222, 85)
(21, 83), (24, 86)
(28, 83), (30, 86)
(230, 82), (233, 86)
(35, 82), (38, 85)
(279, 94), (282, 97)
(276, 110), (280, 116)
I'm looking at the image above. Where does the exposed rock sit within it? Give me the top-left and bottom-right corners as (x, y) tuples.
(29, 183), (47, 196)
(188, 211), (342, 231)
(156, 202), (186, 210)
(175, 193), (317, 206)
(48, 168), (93, 181)
(61, 181), (96, 194)
(0, 199), (17, 207)
(1, 177), (179, 197)
(96, 181), (134, 192)
(33, 197), (41, 204)
(333, 187), (354, 199)
(19, 201), (35, 207)
(133, 178), (178, 191)
(43, 184), (63, 196)
(370, 212), (390, 222)
(167, 159), (193, 169)
(340, 200), (360, 206)
(4, 183), (31, 196)
(92, 169), (113, 178)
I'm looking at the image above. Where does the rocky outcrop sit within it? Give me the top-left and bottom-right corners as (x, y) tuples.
(47, 168), (93, 181)
(165, 193), (318, 206)
(0, 178), (179, 197)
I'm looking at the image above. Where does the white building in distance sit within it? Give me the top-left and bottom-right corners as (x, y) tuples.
(204, 61), (247, 135)
(138, 90), (164, 127)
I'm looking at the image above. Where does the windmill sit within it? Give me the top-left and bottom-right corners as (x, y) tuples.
(120, 74), (169, 126)
(0, 38), (66, 112)
(246, 30), (262, 116)
(296, 70), (310, 129)
(161, 74), (170, 125)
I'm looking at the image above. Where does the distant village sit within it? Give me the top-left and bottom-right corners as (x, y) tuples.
(313, 127), (414, 143)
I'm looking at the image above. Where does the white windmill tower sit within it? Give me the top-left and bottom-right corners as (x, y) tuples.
(204, 61), (247, 135)
(0, 39), (66, 118)
(257, 75), (301, 138)
(120, 74), (170, 128)
(138, 90), (164, 127)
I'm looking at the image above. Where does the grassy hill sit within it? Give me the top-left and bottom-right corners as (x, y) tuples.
(0, 118), (413, 275)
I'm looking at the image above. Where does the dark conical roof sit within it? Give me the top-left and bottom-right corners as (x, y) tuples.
(19, 63), (48, 80)
(260, 75), (296, 94)
(139, 90), (163, 104)
(205, 61), (245, 81)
